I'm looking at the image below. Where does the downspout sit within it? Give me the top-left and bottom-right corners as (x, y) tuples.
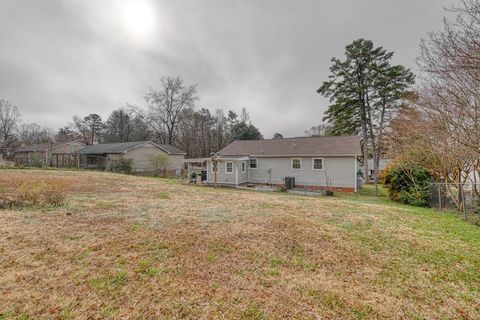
(211, 153), (218, 187)
(354, 156), (358, 193)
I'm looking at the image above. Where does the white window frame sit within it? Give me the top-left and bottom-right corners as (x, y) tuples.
(312, 158), (324, 171)
(241, 161), (246, 173)
(291, 158), (302, 170)
(249, 158), (258, 169)
(225, 161), (234, 174)
(211, 161), (218, 173)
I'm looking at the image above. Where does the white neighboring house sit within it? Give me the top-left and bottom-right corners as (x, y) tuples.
(76, 141), (186, 175)
(359, 159), (392, 180)
(202, 135), (362, 192)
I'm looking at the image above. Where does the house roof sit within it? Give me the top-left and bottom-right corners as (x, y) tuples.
(157, 144), (187, 155)
(217, 135), (362, 157)
(15, 144), (50, 153)
(15, 141), (86, 154)
(76, 141), (186, 155)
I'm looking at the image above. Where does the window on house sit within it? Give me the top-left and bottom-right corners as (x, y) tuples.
(211, 161), (218, 173)
(241, 161), (246, 173)
(312, 158), (324, 170)
(249, 158), (258, 169)
(225, 161), (234, 173)
(291, 158), (302, 170)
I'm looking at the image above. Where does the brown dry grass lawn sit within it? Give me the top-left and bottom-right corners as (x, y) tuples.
(1, 169), (479, 319)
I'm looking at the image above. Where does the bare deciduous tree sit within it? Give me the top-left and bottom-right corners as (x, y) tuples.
(18, 123), (53, 145)
(137, 76), (198, 145)
(304, 123), (332, 137)
(0, 99), (21, 155)
(71, 115), (91, 145)
(388, 0), (480, 210)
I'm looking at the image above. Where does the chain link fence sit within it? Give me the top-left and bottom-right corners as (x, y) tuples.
(428, 183), (480, 224)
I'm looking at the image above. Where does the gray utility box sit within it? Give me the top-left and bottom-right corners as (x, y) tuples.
(284, 176), (295, 189)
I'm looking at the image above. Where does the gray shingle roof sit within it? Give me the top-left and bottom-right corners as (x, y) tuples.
(157, 144), (187, 155)
(76, 141), (186, 155)
(218, 135), (361, 157)
(15, 141), (85, 153)
(15, 144), (50, 153)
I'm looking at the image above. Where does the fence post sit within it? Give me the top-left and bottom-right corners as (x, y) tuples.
(460, 183), (467, 221)
(437, 183), (442, 212)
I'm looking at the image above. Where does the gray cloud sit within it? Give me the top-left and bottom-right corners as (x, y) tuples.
(0, 0), (457, 138)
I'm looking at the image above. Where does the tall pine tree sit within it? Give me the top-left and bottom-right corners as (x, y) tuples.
(318, 39), (414, 187)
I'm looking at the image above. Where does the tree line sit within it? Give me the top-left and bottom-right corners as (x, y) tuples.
(0, 76), (265, 158)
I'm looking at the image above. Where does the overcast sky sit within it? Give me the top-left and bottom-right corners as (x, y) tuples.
(0, 0), (458, 138)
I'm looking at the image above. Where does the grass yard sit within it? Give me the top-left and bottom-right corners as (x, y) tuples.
(1, 169), (479, 319)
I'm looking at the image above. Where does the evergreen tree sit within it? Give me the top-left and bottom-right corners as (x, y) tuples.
(318, 39), (414, 188)
(83, 113), (104, 144)
(230, 122), (263, 141)
(273, 133), (283, 139)
(104, 108), (132, 143)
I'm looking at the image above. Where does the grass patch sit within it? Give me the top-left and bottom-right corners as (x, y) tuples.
(89, 270), (128, 291)
(240, 302), (269, 320)
(1, 170), (480, 319)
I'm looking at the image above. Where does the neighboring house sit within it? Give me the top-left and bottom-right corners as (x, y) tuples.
(205, 135), (362, 192)
(359, 159), (392, 180)
(51, 141), (86, 167)
(76, 141), (186, 175)
(14, 141), (86, 167)
(14, 144), (51, 166)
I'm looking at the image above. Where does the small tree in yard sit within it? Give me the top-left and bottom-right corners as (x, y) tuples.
(149, 154), (170, 177)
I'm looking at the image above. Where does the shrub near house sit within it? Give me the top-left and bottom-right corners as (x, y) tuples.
(384, 162), (434, 206)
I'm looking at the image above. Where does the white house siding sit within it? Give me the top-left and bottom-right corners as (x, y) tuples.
(124, 143), (185, 173)
(206, 157), (356, 190)
(106, 154), (123, 170)
(247, 156), (356, 189)
(207, 161), (234, 184)
(167, 154), (187, 172)
(206, 160), (247, 185)
(237, 160), (248, 184)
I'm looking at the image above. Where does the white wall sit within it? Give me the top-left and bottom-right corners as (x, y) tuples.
(248, 156), (356, 188)
(124, 142), (185, 172)
(207, 156), (356, 188)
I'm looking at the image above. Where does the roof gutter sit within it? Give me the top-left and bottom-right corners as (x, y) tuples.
(220, 154), (363, 158)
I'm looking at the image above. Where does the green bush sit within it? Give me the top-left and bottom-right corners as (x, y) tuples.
(114, 159), (133, 174)
(384, 162), (434, 207)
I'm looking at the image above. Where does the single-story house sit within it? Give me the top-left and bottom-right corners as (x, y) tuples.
(76, 141), (186, 175)
(14, 143), (51, 166)
(204, 135), (362, 192)
(14, 141), (86, 167)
